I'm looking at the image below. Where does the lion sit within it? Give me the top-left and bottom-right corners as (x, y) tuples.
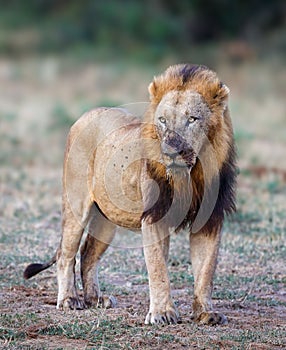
(24, 64), (236, 325)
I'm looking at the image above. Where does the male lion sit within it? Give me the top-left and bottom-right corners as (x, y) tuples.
(24, 64), (236, 325)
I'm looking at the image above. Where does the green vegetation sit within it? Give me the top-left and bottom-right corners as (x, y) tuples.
(0, 0), (285, 61)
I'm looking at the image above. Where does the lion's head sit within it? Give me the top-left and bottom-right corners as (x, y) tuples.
(142, 64), (236, 231)
(144, 64), (231, 174)
(154, 89), (211, 170)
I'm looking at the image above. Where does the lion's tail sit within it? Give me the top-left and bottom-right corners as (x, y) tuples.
(23, 253), (57, 279)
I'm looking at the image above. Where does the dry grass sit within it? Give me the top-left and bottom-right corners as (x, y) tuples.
(0, 57), (285, 349)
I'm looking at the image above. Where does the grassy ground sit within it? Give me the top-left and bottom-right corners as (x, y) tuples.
(0, 56), (285, 349)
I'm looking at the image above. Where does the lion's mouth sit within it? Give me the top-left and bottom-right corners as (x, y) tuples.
(167, 161), (188, 169)
(165, 156), (197, 170)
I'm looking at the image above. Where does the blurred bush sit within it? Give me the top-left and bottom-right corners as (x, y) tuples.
(0, 0), (285, 59)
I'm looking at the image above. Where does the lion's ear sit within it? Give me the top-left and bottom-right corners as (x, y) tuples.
(148, 81), (157, 101)
(213, 82), (230, 109)
(220, 83), (230, 97)
(213, 82), (230, 104)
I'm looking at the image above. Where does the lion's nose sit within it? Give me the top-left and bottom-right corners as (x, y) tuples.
(162, 131), (185, 158)
(161, 143), (178, 160)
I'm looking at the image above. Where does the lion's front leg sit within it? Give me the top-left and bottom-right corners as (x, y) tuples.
(142, 221), (179, 325)
(190, 227), (227, 325)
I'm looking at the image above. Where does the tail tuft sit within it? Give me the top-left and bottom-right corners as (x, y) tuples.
(23, 254), (57, 279)
(23, 263), (47, 279)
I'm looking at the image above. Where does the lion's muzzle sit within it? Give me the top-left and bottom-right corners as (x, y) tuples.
(161, 130), (197, 169)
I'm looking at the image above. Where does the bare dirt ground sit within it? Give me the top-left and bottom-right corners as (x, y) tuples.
(0, 57), (285, 349)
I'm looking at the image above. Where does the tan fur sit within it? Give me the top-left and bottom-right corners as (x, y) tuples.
(25, 64), (236, 325)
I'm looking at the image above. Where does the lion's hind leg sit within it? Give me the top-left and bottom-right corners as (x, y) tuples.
(189, 227), (228, 325)
(57, 202), (89, 310)
(80, 205), (116, 309)
(57, 173), (96, 310)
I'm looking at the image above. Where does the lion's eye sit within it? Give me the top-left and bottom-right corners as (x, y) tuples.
(158, 116), (166, 124)
(187, 116), (197, 124)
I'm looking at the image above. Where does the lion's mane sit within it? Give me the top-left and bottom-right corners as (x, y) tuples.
(141, 64), (237, 232)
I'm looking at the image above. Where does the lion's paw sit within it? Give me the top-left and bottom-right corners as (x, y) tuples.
(58, 297), (85, 311)
(84, 294), (117, 309)
(194, 311), (228, 326)
(145, 307), (180, 325)
(97, 295), (117, 309)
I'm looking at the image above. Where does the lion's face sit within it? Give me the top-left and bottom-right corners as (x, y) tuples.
(154, 90), (211, 170)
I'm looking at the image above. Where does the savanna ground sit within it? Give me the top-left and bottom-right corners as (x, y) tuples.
(0, 53), (286, 349)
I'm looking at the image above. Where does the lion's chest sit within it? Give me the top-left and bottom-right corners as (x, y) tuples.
(92, 124), (144, 229)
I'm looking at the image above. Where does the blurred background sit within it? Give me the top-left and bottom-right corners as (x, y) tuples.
(0, 0), (286, 217)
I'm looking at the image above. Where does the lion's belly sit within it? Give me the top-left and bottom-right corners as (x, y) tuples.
(92, 121), (144, 229)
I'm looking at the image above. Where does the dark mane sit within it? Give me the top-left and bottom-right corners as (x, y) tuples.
(141, 142), (237, 232)
(141, 163), (174, 224)
(179, 140), (237, 233)
(180, 64), (208, 84)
